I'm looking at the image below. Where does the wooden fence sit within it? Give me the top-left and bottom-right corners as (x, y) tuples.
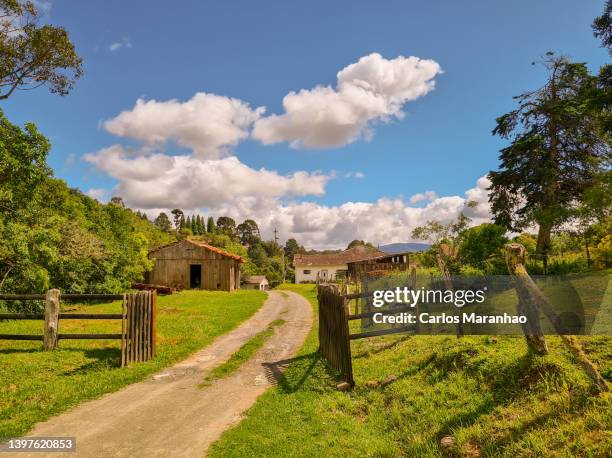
(317, 284), (354, 385)
(317, 271), (418, 386)
(317, 246), (608, 392)
(0, 290), (157, 367)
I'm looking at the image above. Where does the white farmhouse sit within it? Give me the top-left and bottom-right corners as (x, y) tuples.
(293, 246), (386, 283)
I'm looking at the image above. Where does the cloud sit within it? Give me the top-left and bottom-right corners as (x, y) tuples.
(81, 54), (494, 250)
(84, 145), (330, 210)
(63, 152), (77, 167)
(252, 53), (442, 149)
(140, 175), (492, 250)
(108, 37), (132, 52)
(85, 188), (109, 202)
(103, 93), (264, 159)
(409, 190), (438, 204)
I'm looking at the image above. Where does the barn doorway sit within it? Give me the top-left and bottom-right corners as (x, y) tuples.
(190, 264), (202, 289)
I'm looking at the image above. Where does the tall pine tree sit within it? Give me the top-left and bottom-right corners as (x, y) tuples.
(488, 54), (610, 272)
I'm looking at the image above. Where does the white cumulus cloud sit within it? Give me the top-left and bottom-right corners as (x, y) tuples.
(181, 176), (492, 250)
(103, 93), (265, 159)
(409, 190), (438, 204)
(84, 145), (330, 210)
(252, 53), (442, 149)
(85, 188), (109, 202)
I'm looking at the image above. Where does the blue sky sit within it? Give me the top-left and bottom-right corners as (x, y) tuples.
(3, 1), (609, 247)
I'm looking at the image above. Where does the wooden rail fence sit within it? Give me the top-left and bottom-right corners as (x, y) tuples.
(0, 290), (157, 367)
(317, 247), (608, 392)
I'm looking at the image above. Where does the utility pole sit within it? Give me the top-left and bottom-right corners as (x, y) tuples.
(274, 227), (286, 283)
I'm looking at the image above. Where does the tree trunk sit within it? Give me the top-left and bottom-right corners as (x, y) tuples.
(536, 222), (552, 274)
(584, 236), (592, 268)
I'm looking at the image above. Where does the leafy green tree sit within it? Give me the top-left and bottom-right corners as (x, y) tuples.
(0, 0), (83, 100)
(154, 212), (172, 232)
(236, 219), (261, 246)
(110, 196), (125, 207)
(0, 109), (50, 212)
(346, 240), (374, 249)
(216, 216), (236, 238)
(512, 233), (537, 254)
(411, 208), (473, 247)
(488, 54), (610, 272)
(284, 238), (305, 261)
(206, 216), (216, 233)
(192, 215), (199, 234)
(171, 209), (184, 232)
(248, 243), (268, 268)
(593, 1), (612, 54)
(459, 223), (508, 271)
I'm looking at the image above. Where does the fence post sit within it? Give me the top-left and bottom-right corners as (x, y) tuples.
(437, 243), (463, 338)
(505, 243), (608, 391)
(43, 289), (60, 350)
(150, 290), (157, 357)
(505, 244), (548, 355)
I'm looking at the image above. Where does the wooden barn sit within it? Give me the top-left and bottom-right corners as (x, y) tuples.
(145, 239), (243, 291)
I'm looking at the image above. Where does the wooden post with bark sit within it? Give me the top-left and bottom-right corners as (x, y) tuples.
(505, 243), (548, 355)
(505, 243), (608, 392)
(437, 243), (463, 337)
(43, 289), (60, 350)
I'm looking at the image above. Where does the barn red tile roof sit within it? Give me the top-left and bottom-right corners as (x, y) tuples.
(293, 246), (385, 267)
(148, 238), (244, 262)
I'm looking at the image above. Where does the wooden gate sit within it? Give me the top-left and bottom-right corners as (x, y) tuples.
(317, 284), (354, 385)
(121, 291), (157, 366)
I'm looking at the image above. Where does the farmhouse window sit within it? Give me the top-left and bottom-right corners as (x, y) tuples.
(303, 269), (311, 274)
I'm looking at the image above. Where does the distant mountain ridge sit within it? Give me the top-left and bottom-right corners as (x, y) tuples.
(379, 242), (430, 253)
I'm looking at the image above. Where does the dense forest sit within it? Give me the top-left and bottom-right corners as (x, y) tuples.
(0, 110), (176, 297)
(0, 109), (309, 298)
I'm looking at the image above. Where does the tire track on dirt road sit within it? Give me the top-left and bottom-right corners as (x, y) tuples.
(17, 290), (312, 458)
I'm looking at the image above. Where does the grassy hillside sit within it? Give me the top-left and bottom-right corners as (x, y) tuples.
(0, 290), (266, 440)
(210, 284), (611, 457)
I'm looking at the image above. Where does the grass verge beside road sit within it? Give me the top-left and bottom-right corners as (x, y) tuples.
(201, 319), (286, 386)
(210, 284), (611, 457)
(0, 289), (266, 440)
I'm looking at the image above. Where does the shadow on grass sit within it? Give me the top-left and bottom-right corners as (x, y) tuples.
(352, 334), (412, 359)
(60, 348), (122, 374)
(262, 351), (337, 393)
(0, 347), (42, 354)
(423, 350), (593, 454)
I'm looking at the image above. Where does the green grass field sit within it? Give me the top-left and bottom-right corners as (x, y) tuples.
(210, 284), (611, 457)
(0, 289), (266, 440)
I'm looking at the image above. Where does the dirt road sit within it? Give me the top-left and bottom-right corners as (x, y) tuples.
(17, 290), (312, 457)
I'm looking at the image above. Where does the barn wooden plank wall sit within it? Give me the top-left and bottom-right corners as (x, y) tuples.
(146, 240), (241, 291)
(121, 290), (156, 366)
